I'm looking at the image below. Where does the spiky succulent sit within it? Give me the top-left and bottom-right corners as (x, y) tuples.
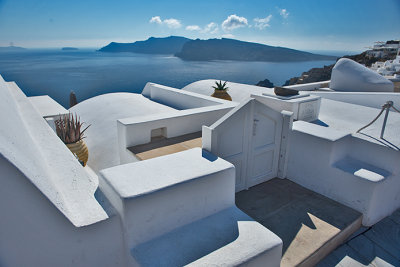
(55, 113), (90, 144)
(212, 80), (229, 91)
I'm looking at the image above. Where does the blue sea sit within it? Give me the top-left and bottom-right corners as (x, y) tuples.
(0, 49), (339, 108)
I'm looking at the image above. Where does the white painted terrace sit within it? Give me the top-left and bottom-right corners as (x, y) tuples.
(1, 58), (400, 266)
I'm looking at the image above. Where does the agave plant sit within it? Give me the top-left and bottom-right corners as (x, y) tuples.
(212, 80), (229, 91)
(55, 113), (90, 144)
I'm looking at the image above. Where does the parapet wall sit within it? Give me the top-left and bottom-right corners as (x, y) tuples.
(309, 91), (400, 109)
(142, 82), (233, 109)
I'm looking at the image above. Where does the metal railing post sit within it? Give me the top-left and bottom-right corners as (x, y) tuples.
(380, 101), (393, 139)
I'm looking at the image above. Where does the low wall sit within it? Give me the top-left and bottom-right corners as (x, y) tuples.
(100, 148), (236, 247)
(99, 148), (282, 266)
(286, 121), (400, 226)
(284, 80), (331, 91)
(142, 82), (232, 110)
(117, 105), (235, 164)
(0, 156), (128, 266)
(309, 91), (400, 109)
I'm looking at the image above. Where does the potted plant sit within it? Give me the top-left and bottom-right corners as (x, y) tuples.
(211, 80), (232, 101)
(55, 113), (90, 166)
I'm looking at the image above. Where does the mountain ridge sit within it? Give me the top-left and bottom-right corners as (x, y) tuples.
(99, 36), (337, 62)
(175, 38), (337, 62)
(99, 36), (191, 54)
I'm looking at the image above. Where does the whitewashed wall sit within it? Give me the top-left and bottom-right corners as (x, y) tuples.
(0, 156), (128, 267)
(99, 148), (282, 266)
(142, 82), (231, 109)
(286, 121), (400, 226)
(284, 80), (330, 91)
(309, 91), (400, 109)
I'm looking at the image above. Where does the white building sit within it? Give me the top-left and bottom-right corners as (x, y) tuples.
(1, 58), (399, 266)
(370, 49), (400, 76)
(366, 40), (400, 58)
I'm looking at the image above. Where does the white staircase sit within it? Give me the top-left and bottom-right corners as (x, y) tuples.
(99, 148), (282, 266)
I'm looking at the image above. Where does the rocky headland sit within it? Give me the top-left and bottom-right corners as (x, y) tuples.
(257, 51), (397, 87)
(256, 78), (274, 88)
(99, 36), (191, 54)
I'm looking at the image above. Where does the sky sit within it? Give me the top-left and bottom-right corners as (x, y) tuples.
(0, 0), (399, 52)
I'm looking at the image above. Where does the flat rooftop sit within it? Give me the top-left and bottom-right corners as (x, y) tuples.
(315, 99), (400, 150)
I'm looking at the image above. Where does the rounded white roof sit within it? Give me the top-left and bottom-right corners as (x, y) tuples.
(70, 93), (176, 173)
(330, 58), (394, 92)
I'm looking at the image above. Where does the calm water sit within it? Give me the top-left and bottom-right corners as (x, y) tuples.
(0, 49), (336, 108)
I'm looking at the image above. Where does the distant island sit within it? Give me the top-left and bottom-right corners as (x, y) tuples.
(0, 46), (27, 52)
(99, 36), (190, 54)
(99, 36), (337, 62)
(176, 38), (337, 62)
(62, 47), (79, 51)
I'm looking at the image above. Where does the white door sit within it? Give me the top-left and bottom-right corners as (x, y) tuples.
(202, 98), (289, 192)
(245, 101), (283, 189)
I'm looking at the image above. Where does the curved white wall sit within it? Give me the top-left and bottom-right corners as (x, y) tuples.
(0, 156), (128, 267)
(330, 58), (394, 92)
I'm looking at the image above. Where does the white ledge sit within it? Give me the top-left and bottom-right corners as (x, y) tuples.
(100, 148), (234, 199)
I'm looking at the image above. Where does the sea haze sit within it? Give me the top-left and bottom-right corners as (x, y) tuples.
(0, 49), (336, 108)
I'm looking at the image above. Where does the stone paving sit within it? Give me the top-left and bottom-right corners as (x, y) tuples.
(318, 209), (400, 267)
(235, 178), (362, 267)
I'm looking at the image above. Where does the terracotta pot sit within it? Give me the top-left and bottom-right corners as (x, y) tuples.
(66, 139), (89, 166)
(211, 90), (232, 101)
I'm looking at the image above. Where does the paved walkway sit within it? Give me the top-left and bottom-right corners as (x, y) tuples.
(128, 132), (202, 160)
(318, 209), (400, 266)
(235, 178), (362, 267)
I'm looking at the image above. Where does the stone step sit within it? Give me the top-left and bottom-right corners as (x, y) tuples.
(131, 207), (282, 267)
(99, 148), (236, 247)
(318, 209), (400, 266)
(99, 148), (283, 266)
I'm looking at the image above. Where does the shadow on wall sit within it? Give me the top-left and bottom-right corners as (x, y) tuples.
(202, 149), (218, 162)
(359, 133), (400, 151)
(131, 207), (250, 266)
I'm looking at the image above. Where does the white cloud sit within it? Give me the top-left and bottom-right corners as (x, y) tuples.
(186, 25), (201, 31)
(279, 9), (289, 19)
(149, 16), (182, 29)
(149, 16), (162, 24)
(222, 14), (248, 31)
(222, 33), (235, 39)
(202, 22), (218, 34)
(163, 18), (182, 29)
(254, 15), (272, 30)
(185, 22), (219, 34)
